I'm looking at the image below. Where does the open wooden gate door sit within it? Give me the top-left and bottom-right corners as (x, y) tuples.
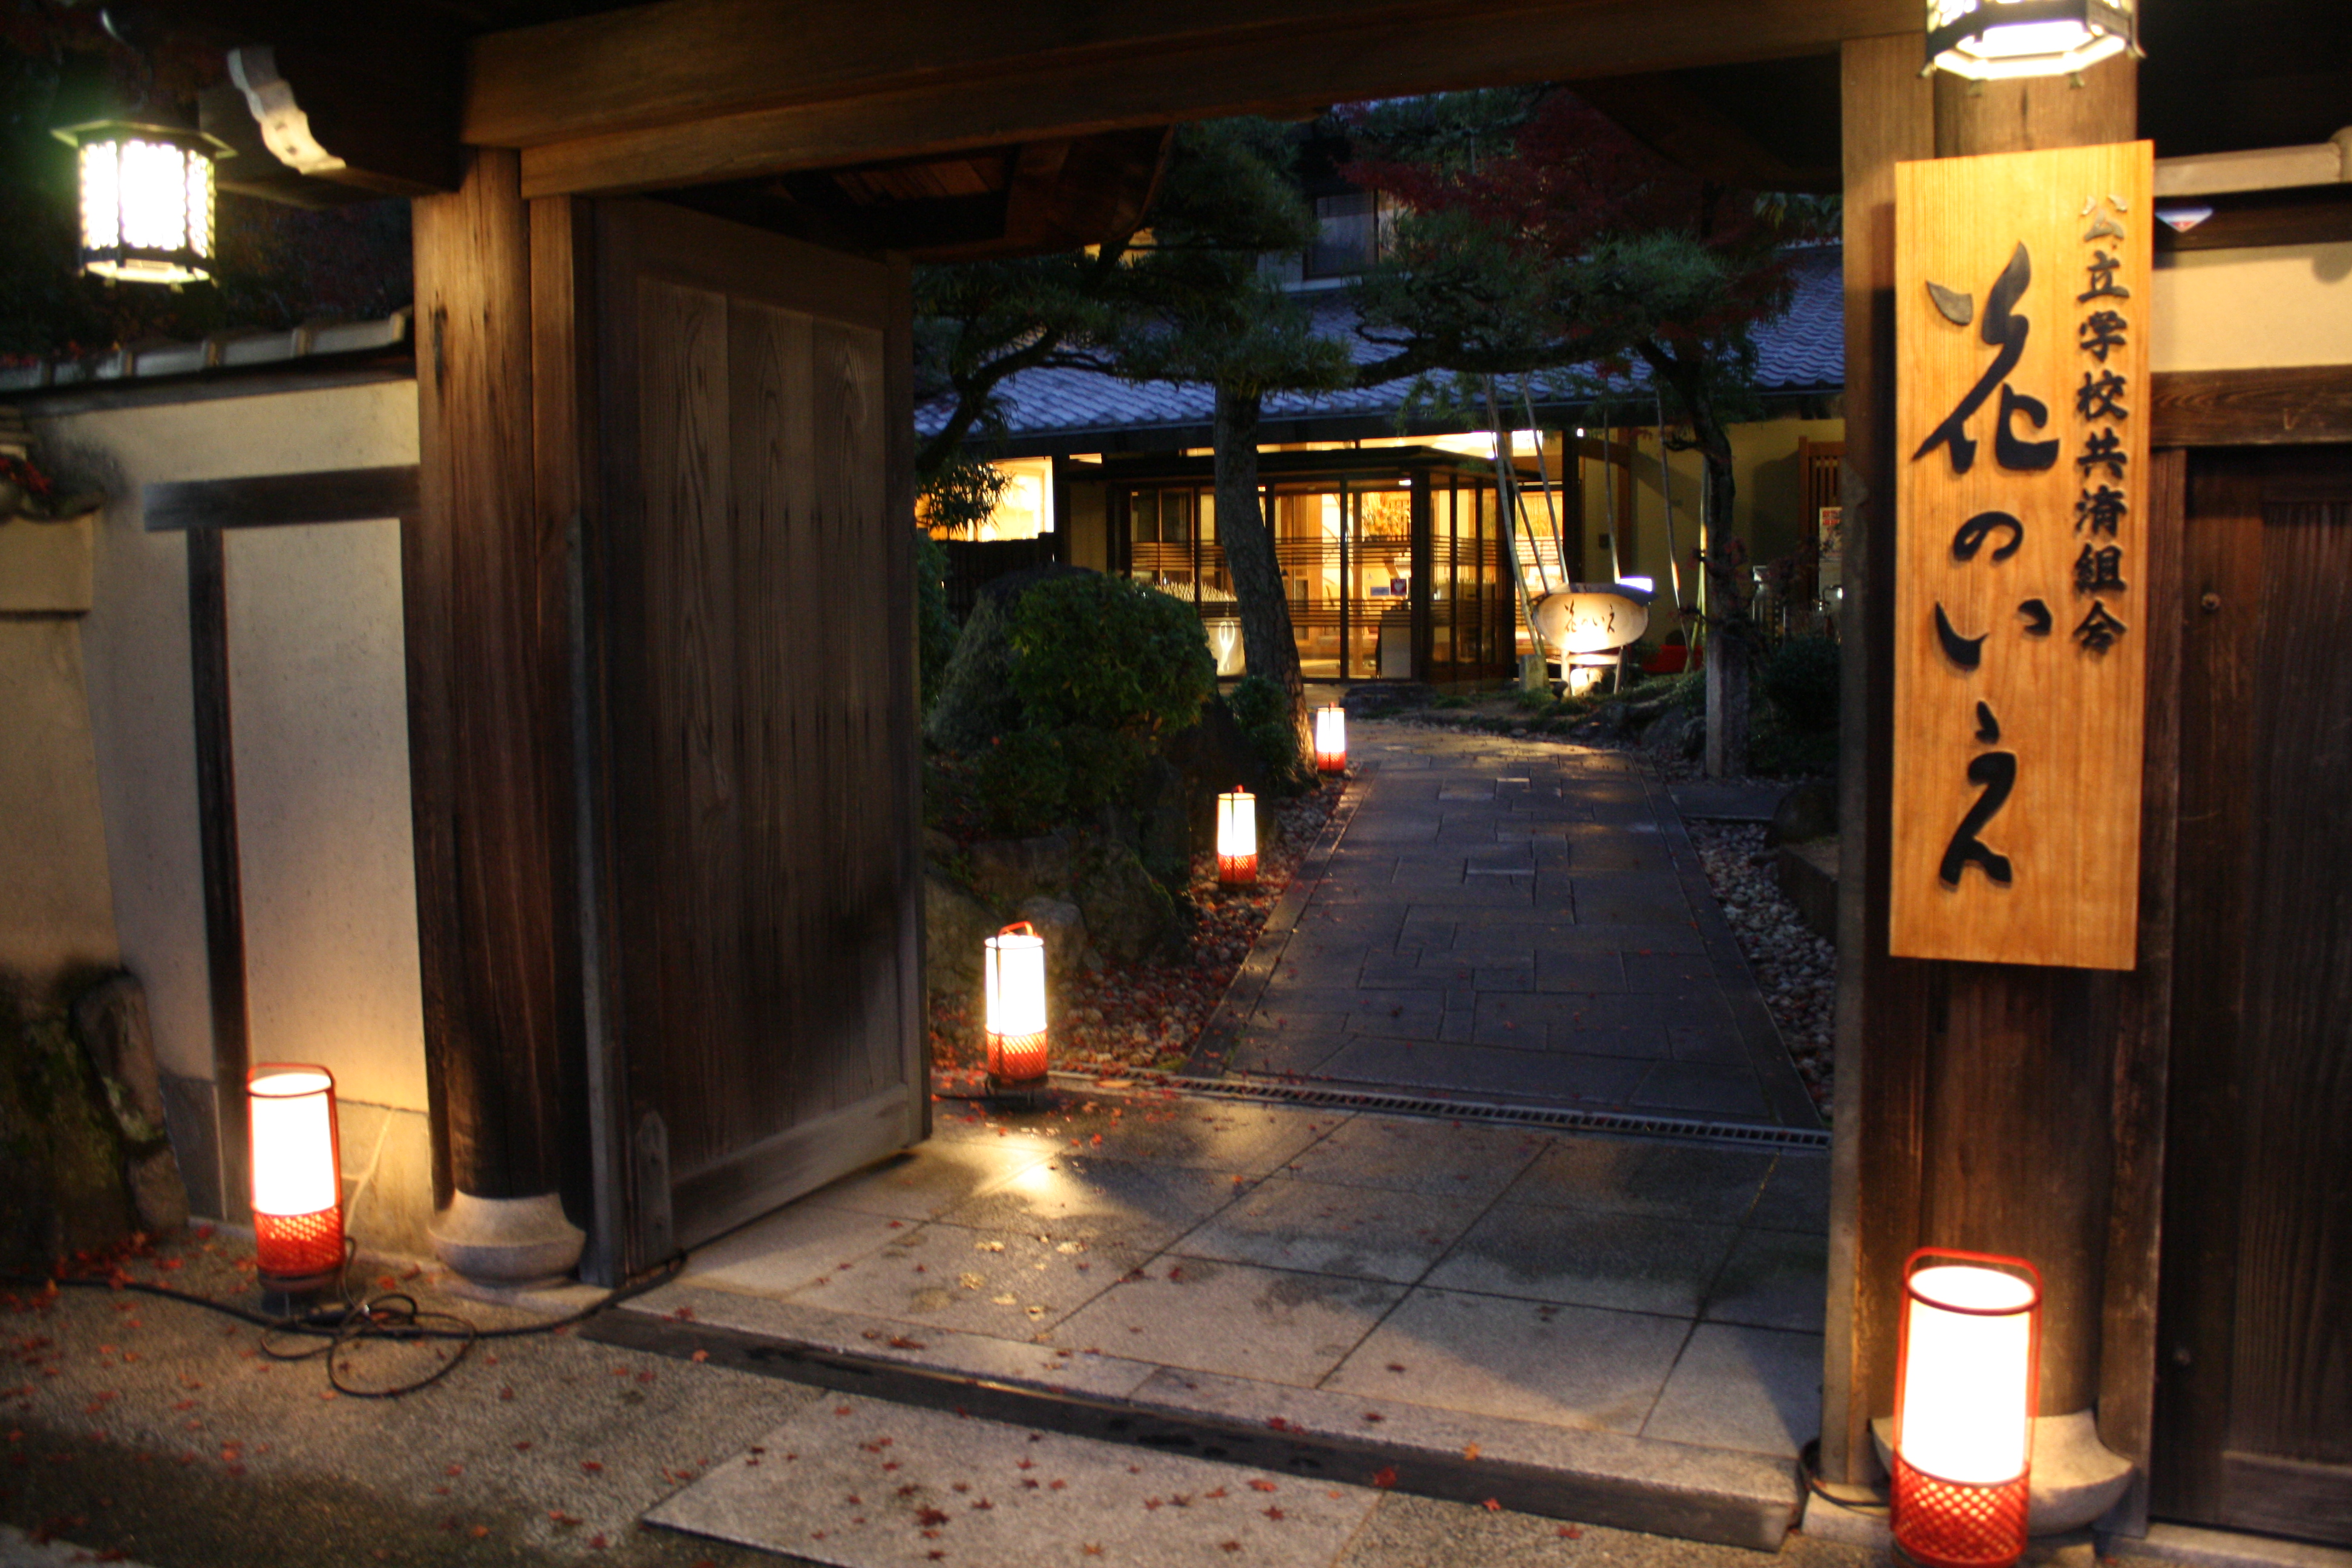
(2152, 446), (2352, 1546)
(581, 199), (924, 1273)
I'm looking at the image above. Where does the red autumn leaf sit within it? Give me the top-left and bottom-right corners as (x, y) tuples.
(1371, 1467), (1398, 1489)
(690, 1349), (710, 1364)
(580, 1460), (604, 1473)
(1248, 1479), (1278, 1492)
(1265, 1506), (1285, 1520)
(1483, 1498), (1503, 1511)
(916, 1507), (950, 1527)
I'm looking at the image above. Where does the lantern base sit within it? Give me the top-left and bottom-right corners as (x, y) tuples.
(1893, 1453), (2030, 1568)
(1217, 853), (1258, 887)
(254, 1206), (345, 1294)
(985, 1074), (1051, 1109)
(430, 1191), (585, 1287)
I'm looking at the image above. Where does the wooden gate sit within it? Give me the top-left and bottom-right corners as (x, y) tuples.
(2152, 445), (2352, 1545)
(584, 200), (924, 1271)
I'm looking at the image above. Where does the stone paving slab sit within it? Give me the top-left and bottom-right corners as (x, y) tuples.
(646, 1394), (1381, 1568)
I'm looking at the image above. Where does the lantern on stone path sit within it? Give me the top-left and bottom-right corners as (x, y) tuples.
(1315, 705), (1347, 774)
(1217, 788), (1258, 886)
(247, 1065), (344, 1292)
(983, 921), (1050, 1097)
(1892, 1249), (2042, 1568)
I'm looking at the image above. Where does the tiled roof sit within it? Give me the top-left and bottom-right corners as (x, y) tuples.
(917, 245), (1843, 449)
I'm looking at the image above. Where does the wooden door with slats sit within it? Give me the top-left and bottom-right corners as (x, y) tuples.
(2152, 445), (2352, 1546)
(588, 198), (923, 1270)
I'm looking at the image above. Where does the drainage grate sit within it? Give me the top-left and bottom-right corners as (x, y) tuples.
(1049, 1071), (1832, 1151)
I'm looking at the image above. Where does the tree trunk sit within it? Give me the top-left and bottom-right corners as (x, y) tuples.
(1650, 351), (1752, 778)
(1213, 385), (1308, 756)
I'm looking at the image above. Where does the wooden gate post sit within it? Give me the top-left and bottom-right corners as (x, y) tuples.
(406, 146), (587, 1283)
(1829, 42), (2158, 1527)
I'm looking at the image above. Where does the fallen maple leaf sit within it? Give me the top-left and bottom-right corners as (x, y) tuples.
(1265, 1506), (1285, 1520)
(1249, 1479), (1278, 1492)
(1371, 1466), (1397, 1489)
(1559, 1525), (1583, 1538)
(1483, 1498), (1503, 1511)
(1463, 1443), (1481, 1461)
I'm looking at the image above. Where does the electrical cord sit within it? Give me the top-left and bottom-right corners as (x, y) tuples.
(1, 1243), (688, 1400)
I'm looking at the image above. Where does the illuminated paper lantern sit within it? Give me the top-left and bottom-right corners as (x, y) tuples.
(1217, 788), (1258, 885)
(247, 1065), (344, 1290)
(51, 120), (226, 285)
(1315, 705), (1347, 774)
(983, 921), (1050, 1093)
(1926, 0), (2137, 80)
(1893, 1250), (2043, 1568)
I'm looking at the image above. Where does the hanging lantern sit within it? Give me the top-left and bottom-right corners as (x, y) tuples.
(51, 119), (228, 286)
(1892, 1249), (2043, 1568)
(246, 1065), (344, 1292)
(1217, 788), (1258, 886)
(1924, 0), (2138, 80)
(1315, 705), (1347, 774)
(983, 921), (1050, 1096)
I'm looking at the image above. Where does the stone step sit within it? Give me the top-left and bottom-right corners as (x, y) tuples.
(592, 1293), (1802, 1553)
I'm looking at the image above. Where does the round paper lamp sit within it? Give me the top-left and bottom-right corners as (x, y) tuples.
(1217, 788), (1258, 885)
(983, 921), (1050, 1093)
(1892, 1249), (2043, 1568)
(247, 1065), (344, 1291)
(1315, 705), (1347, 774)
(1926, 0), (2137, 80)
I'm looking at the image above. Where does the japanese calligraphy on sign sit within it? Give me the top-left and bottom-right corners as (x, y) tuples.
(1892, 143), (2153, 971)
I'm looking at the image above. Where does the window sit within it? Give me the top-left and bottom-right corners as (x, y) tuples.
(1304, 191), (1393, 279)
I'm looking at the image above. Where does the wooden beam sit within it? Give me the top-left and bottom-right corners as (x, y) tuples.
(186, 528), (252, 1229)
(479, 0), (1915, 198)
(2150, 366), (2352, 446)
(407, 147), (575, 1208)
(1824, 30), (1934, 1489)
(142, 466), (420, 534)
(223, 42), (460, 197)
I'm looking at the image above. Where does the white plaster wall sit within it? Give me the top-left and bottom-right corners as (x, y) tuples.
(226, 520), (425, 1109)
(33, 380), (423, 1111)
(2151, 241), (2352, 372)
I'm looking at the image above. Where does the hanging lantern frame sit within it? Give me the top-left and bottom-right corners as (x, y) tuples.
(246, 1063), (345, 1293)
(1892, 1247), (2044, 1568)
(50, 117), (230, 287)
(1923, 0), (2138, 80)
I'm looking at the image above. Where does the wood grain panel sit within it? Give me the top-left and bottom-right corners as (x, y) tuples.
(1891, 142), (2154, 970)
(2151, 456), (2264, 1523)
(2230, 489), (2352, 1468)
(636, 273), (741, 1176)
(590, 199), (920, 1258)
(2150, 365), (2352, 449)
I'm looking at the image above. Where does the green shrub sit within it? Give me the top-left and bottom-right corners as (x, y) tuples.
(1005, 573), (1217, 736)
(1226, 675), (1310, 789)
(1763, 635), (1842, 732)
(915, 534), (956, 710)
(964, 729), (1072, 839)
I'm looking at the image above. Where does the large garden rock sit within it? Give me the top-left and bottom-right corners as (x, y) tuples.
(1130, 757), (1191, 888)
(0, 998), (136, 1272)
(1768, 779), (1839, 846)
(70, 973), (186, 1234)
(1072, 835), (1186, 964)
(966, 832), (1072, 905)
(923, 866), (1000, 994)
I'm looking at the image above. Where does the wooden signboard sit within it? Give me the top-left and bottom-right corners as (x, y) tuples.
(1892, 143), (2154, 970)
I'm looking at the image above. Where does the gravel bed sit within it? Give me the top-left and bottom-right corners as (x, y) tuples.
(1687, 820), (1837, 1118)
(929, 782), (1340, 1083)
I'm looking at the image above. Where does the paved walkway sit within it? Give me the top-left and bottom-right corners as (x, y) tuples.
(1194, 722), (1820, 1130)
